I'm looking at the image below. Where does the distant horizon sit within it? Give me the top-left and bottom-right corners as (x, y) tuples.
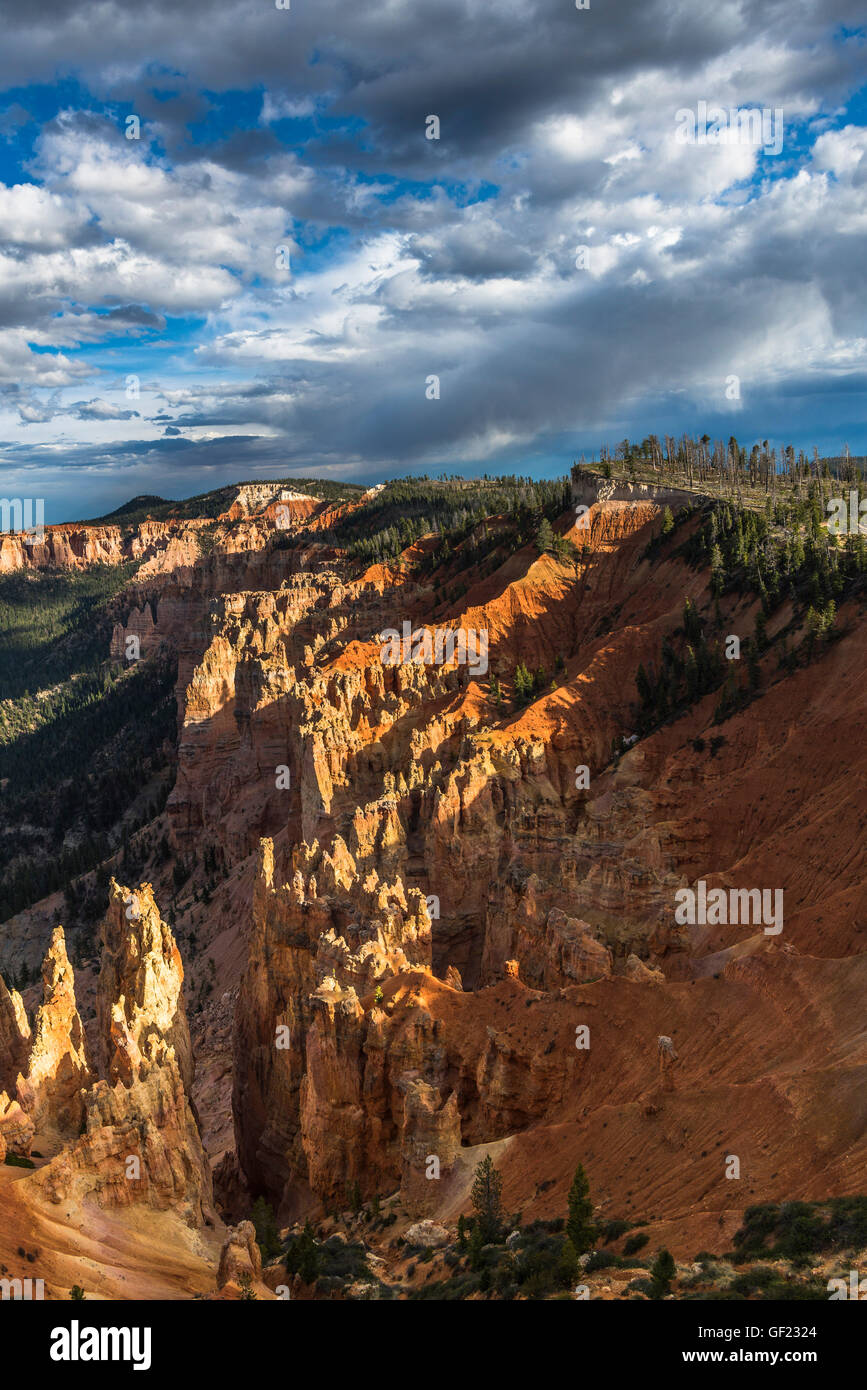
(38, 439), (865, 527)
(15, 442), (861, 528)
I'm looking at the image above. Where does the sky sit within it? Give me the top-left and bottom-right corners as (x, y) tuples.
(0, 0), (866, 522)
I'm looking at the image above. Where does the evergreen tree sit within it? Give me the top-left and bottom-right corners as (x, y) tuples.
(710, 544), (726, 598)
(683, 598), (702, 642)
(468, 1220), (485, 1269)
(514, 661), (534, 706)
(650, 1247), (676, 1299)
(535, 518), (555, 554)
(558, 1236), (580, 1287)
(566, 1163), (597, 1254)
(636, 662), (653, 708)
(661, 506), (674, 536)
(471, 1154), (505, 1244)
(288, 1220), (320, 1285)
(251, 1196), (282, 1262)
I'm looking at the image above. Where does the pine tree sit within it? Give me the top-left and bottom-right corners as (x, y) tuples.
(650, 1247), (676, 1299)
(251, 1196), (282, 1262)
(558, 1235), (580, 1287)
(684, 645), (698, 702)
(471, 1154), (505, 1244)
(662, 506), (674, 536)
(514, 661), (533, 706)
(636, 662), (653, 708)
(566, 1163), (597, 1254)
(710, 544), (725, 598)
(468, 1220), (485, 1269)
(292, 1220), (319, 1284)
(683, 597), (702, 642)
(535, 517), (555, 554)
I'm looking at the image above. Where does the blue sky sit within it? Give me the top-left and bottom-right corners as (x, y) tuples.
(0, 0), (866, 521)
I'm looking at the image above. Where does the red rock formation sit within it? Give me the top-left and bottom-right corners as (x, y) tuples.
(15, 927), (91, 1138)
(399, 1079), (461, 1216)
(233, 836), (434, 1213)
(25, 890), (213, 1226)
(216, 1219), (263, 1291)
(34, 1045), (213, 1225)
(0, 973), (31, 1090)
(98, 879), (193, 1090)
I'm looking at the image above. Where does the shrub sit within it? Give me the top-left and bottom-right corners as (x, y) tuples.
(584, 1250), (616, 1272)
(623, 1232), (649, 1256)
(602, 1219), (631, 1244)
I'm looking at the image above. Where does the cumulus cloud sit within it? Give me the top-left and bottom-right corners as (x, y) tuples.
(0, 0), (865, 519)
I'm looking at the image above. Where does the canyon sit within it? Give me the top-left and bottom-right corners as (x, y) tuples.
(1, 469), (865, 1300)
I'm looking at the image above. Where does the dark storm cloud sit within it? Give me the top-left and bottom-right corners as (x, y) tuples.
(3, 0), (863, 172)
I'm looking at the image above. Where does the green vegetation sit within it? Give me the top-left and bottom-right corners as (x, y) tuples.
(566, 1164), (597, 1254)
(0, 562), (139, 700)
(86, 478), (363, 526)
(535, 516), (554, 553)
(282, 1224), (390, 1297)
(632, 487), (866, 738)
(623, 1231), (650, 1256)
(317, 475), (570, 566)
(410, 1216), (583, 1301)
(732, 1197), (867, 1262)
(471, 1154), (505, 1244)
(0, 655), (176, 922)
(250, 1197), (282, 1262)
(512, 660), (549, 709)
(573, 433), (865, 505)
(649, 1247), (676, 1299)
(4, 1152), (35, 1168)
(0, 563), (176, 923)
(284, 1221), (321, 1284)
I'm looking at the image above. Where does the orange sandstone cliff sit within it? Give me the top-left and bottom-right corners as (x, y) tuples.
(1, 472), (866, 1296)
